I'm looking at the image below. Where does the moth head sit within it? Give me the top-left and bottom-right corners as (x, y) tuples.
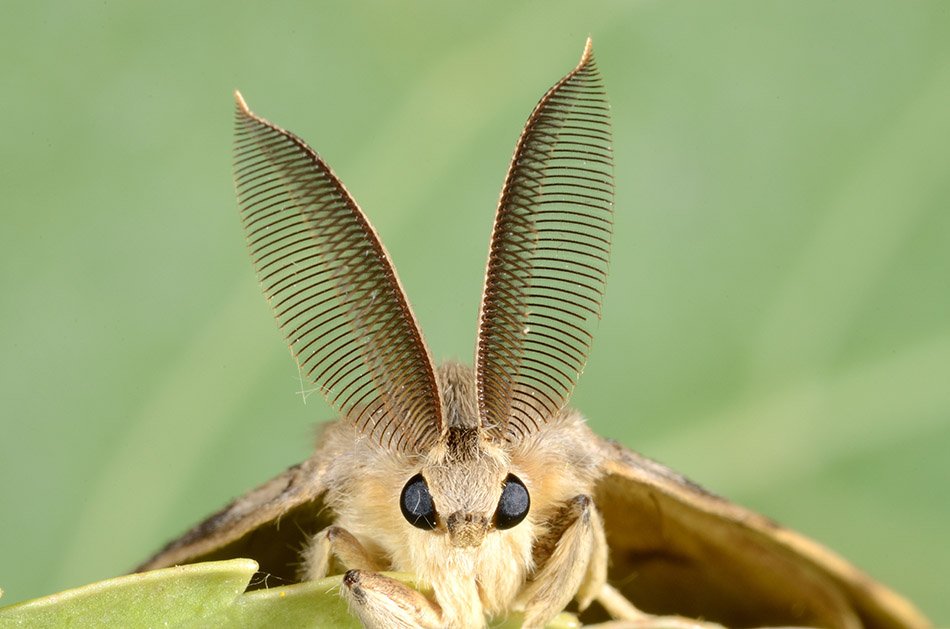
(401, 468), (531, 548)
(397, 364), (531, 548)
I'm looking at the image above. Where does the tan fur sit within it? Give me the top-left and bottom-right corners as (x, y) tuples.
(303, 362), (605, 628)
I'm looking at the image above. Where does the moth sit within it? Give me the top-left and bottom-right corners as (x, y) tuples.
(139, 39), (931, 629)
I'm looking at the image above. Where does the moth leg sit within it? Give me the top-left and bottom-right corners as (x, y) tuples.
(520, 495), (602, 629)
(302, 528), (447, 627)
(596, 582), (651, 620)
(342, 569), (443, 629)
(300, 525), (380, 580)
(591, 583), (730, 628)
(577, 497), (608, 610)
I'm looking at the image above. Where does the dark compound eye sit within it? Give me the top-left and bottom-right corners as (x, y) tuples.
(495, 474), (530, 530)
(400, 473), (438, 530)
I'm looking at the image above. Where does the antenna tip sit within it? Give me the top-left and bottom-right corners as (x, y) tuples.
(576, 36), (595, 69)
(234, 89), (249, 113)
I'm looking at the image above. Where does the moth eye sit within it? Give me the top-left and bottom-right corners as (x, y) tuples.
(400, 473), (438, 530)
(495, 474), (530, 530)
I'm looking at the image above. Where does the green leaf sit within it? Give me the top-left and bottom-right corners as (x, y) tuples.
(0, 560), (579, 628)
(0, 560), (354, 628)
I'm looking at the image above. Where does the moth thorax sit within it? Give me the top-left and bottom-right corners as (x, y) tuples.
(445, 426), (480, 460)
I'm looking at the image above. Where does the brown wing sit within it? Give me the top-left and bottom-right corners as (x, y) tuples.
(136, 453), (330, 583)
(234, 92), (442, 454)
(589, 437), (932, 629)
(475, 38), (613, 443)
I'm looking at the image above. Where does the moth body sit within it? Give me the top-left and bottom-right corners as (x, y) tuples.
(138, 38), (932, 629)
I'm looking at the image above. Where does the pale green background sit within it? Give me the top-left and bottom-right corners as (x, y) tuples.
(1, 1), (947, 623)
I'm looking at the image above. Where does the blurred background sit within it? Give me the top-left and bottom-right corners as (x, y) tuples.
(1, 1), (947, 623)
